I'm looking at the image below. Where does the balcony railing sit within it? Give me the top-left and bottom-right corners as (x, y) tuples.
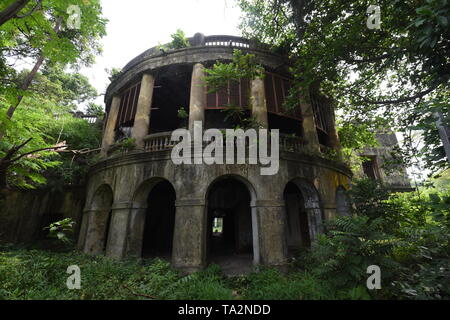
(140, 131), (307, 153)
(108, 131), (308, 158)
(143, 131), (177, 152)
(204, 35), (250, 48)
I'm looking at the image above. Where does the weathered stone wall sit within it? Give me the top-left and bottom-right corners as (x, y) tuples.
(360, 132), (412, 190)
(0, 187), (86, 244)
(78, 149), (351, 271)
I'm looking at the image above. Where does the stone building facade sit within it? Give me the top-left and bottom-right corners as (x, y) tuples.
(359, 132), (412, 192)
(77, 34), (352, 272)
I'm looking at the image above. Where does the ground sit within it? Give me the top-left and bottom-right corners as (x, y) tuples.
(0, 242), (337, 300)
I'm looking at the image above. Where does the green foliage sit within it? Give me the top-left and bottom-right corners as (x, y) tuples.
(85, 103), (104, 118)
(44, 218), (76, 244)
(168, 29), (190, 50)
(44, 115), (102, 187)
(337, 121), (379, 170)
(204, 49), (264, 93)
(300, 178), (450, 299)
(238, 0), (450, 174)
(240, 268), (336, 300)
(307, 217), (398, 297)
(0, 66), (102, 189)
(105, 67), (122, 82)
(177, 107), (188, 119)
(114, 138), (136, 154)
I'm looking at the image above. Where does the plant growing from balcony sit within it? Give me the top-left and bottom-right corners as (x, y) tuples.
(168, 29), (190, 50)
(205, 50), (264, 130)
(204, 49), (264, 93)
(115, 137), (136, 153)
(177, 107), (188, 128)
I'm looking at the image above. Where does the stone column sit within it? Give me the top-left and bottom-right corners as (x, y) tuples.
(250, 77), (268, 128)
(83, 209), (110, 255)
(105, 202), (131, 260)
(188, 63), (206, 132)
(132, 73), (155, 148)
(126, 207), (147, 258)
(254, 200), (287, 267)
(300, 102), (320, 152)
(100, 95), (121, 157)
(172, 198), (206, 273)
(77, 210), (90, 251)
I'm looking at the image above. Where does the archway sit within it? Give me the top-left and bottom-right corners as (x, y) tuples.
(283, 179), (323, 254)
(336, 186), (351, 217)
(141, 180), (176, 259)
(206, 176), (256, 275)
(84, 184), (113, 255)
(283, 182), (311, 255)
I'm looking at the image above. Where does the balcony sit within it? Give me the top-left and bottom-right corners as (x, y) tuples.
(107, 131), (308, 156)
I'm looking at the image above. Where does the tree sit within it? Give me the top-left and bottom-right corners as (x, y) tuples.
(0, 66), (101, 193)
(238, 0), (450, 174)
(0, 0), (106, 195)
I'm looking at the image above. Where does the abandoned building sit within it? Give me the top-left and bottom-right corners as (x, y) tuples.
(75, 33), (353, 273)
(358, 132), (412, 192)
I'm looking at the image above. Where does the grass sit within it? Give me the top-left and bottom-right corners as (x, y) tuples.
(0, 243), (337, 300)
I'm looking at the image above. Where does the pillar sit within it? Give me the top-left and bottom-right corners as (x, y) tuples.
(254, 199), (287, 266)
(126, 207), (147, 257)
(100, 95), (121, 157)
(250, 77), (268, 128)
(105, 202), (131, 260)
(300, 102), (320, 152)
(83, 209), (110, 255)
(188, 63), (206, 132)
(132, 73), (155, 148)
(77, 210), (90, 250)
(172, 198), (206, 273)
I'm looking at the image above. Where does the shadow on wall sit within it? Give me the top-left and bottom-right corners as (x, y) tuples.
(0, 187), (86, 244)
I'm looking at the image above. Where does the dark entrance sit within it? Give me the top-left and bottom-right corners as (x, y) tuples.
(207, 178), (253, 274)
(142, 180), (176, 259)
(284, 182), (311, 255)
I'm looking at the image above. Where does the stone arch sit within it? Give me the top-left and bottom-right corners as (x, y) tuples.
(336, 186), (351, 217)
(284, 178), (324, 245)
(204, 174), (260, 271)
(83, 184), (114, 255)
(126, 177), (177, 258)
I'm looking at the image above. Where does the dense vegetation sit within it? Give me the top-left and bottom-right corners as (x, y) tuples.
(0, 0), (106, 197)
(0, 1), (448, 301)
(1, 177), (448, 300)
(238, 0), (450, 174)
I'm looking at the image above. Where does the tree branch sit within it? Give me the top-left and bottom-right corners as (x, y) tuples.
(11, 144), (67, 162)
(0, 0), (30, 26)
(15, 0), (41, 19)
(122, 284), (157, 300)
(350, 84), (440, 105)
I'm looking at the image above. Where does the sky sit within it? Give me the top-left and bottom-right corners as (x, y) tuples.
(80, 0), (242, 106)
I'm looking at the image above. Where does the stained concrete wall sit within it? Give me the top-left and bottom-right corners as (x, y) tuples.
(0, 187), (85, 244)
(79, 148), (351, 271)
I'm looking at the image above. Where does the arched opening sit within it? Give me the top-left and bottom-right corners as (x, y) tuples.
(284, 182), (311, 255)
(141, 180), (176, 259)
(283, 179), (323, 255)
(84, 184), (113, 255)
(336, 186), (351, 217)
(206, 177), (255, 274)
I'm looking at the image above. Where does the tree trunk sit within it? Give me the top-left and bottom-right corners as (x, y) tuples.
(0, 0), (30, 26)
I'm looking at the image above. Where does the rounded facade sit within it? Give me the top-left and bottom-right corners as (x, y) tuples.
(78, 33), (351, 273)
